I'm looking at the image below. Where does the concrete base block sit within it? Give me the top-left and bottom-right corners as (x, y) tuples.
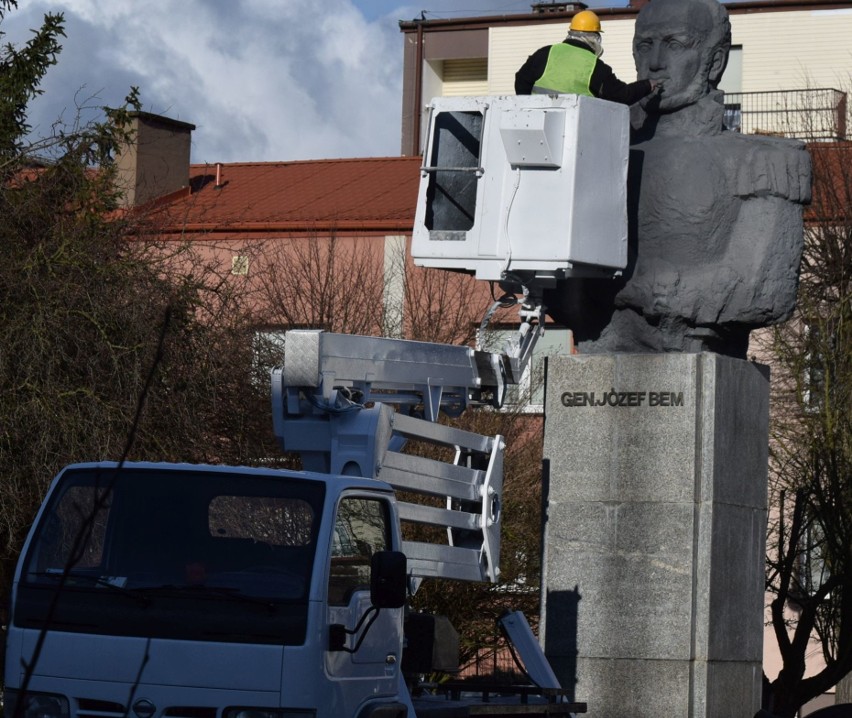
(541, 353), (768, 718)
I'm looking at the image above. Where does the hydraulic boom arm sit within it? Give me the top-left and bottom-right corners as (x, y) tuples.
(270, 314), (542, 586)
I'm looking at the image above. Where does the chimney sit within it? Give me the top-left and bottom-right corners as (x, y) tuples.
(531, 2), (587, 14)
(629, 0), (650, 8)
(115, 112), (196, 207)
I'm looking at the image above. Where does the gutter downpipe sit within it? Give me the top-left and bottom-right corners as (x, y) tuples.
(413, 18), (424, 156)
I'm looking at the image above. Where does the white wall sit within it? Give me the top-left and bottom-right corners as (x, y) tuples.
(487, 8), (852, 96)
(732, 8), (852, 91)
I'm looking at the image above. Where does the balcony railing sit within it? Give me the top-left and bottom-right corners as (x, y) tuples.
(723, 88), (848, 141)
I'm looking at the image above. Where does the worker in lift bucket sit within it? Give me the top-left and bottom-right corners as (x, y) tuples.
(515, 9), (660, 104)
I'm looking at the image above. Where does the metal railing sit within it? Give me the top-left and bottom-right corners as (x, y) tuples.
(723, 88), (848, 141)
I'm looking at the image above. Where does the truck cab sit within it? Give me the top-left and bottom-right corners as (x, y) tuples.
(5, 462), (410, 718)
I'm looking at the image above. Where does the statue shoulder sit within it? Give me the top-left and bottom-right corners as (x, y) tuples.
(723, 132), (812, 203)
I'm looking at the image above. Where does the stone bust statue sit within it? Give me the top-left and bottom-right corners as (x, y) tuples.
(546, 0), (812, 358)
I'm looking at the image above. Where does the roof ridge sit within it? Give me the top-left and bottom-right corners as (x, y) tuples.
(189, 156), (420, 169)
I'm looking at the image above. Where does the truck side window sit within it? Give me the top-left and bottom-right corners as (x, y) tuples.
(327, 497), (389, 606)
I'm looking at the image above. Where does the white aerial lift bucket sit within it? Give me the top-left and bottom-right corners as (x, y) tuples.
(412, 94), (629, 284)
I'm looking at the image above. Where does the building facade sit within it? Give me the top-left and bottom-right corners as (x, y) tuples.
(399, 0), (852, 155)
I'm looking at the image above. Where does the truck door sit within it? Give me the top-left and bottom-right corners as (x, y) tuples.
(325, 495), (402, 697)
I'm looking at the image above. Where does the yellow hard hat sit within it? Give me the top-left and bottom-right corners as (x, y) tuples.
(569, 9), (602, 33)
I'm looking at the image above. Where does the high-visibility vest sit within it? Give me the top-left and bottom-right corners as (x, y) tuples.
(532, 43), (596, 96)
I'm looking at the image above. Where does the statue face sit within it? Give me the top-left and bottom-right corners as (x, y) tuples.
(633, 0), (716, 112)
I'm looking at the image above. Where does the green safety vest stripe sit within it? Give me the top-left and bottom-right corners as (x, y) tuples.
(532, 43), (596, 97)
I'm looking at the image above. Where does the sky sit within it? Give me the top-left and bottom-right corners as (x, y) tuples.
(2, 0), (739, 165)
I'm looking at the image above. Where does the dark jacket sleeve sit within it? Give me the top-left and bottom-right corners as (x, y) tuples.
(515, 46), (551, 95)
(589, 59), (653, 105)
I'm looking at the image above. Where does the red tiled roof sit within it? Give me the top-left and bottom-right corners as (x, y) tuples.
(141, 141), (843, 237)
(149, 156), (421, 236)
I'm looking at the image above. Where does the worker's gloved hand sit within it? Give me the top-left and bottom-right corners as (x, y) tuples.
(650, 79), (664, 95)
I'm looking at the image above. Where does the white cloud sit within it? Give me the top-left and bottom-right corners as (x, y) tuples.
(4, 0), (690, 162)
(4, 0), (408, 162)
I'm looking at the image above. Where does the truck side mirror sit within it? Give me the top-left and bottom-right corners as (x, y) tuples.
(370, 551), (407, 609)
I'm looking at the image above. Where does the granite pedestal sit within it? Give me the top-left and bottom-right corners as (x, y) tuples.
(541, 353), (768, 718)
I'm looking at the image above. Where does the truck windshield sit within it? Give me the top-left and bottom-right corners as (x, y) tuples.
(16, 465), (325, 645)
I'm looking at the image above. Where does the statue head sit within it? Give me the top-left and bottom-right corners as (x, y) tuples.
(633, 0), (731, 113)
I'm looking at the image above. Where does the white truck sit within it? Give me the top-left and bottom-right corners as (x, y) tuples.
(3, 331), (579, 718)
(3, 95), (629, 718)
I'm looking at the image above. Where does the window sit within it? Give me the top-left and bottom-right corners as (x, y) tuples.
(29, 485), (111, 575)
(441, 58), (488, 97)
(327, 497), (390, 605)
(252, 328), (286, 385)
(721, 46), (743, 132)
(24, 468), (324, 599)
(479, 327), (575, 412)
(231, 255), (249, 275)
(718, 46), (743, 96)
(424, 110), (484, 235)
(19, 467), (326, 645)
(802, 320), (837, 413)
(209, 496), (314, 547)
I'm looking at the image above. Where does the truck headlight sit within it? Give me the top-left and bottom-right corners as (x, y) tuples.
(4, 690), (70, 718)
(225, 710), (315, 718)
